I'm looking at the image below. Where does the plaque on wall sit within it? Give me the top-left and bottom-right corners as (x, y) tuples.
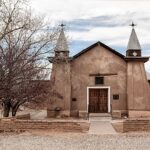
(72, 98), (77, 101)
(113, 94), (119, 100)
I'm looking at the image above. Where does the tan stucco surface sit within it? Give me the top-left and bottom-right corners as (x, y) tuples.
(49, 43), (150, 118)
(127, 61), (150, 111)
(71, 45), (127, 113)
(50, 61), (71, 116)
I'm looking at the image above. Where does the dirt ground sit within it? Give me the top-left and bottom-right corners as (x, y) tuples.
(0, 109), (150, 150)
(0, 131), (150, 150)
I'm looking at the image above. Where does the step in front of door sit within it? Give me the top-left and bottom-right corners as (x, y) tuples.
(89, 113), (111, 117)
(89, 113), (112, 121)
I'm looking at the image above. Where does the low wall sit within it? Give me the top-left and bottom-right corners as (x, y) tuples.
(16, 114), (31, 120)
(111, 120), (124, 133)
(0, 118), (89, 133)
(112, 118), (150, 132)
(124, 118), (150, 132)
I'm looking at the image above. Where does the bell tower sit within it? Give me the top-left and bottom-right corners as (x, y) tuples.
(125, 23), (150, 117)
(48, 24), (71, 117)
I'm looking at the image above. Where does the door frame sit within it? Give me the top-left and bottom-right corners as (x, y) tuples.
(87, 86), (111, 113)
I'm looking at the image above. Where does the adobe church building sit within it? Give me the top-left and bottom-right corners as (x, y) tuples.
(48, 24), (150, 118)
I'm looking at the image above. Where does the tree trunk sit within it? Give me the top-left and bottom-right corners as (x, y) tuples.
(12, 104), (20, 117)
(12, 110), (17, 117)
(12, 108), (17, 116)
(3, 106), (10, 117)
(3, 99), (11, 117)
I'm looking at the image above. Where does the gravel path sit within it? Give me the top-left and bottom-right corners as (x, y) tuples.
(0, 133), (150, 150)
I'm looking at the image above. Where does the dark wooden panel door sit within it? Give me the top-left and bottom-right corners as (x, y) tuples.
(89, 89), (108, 113)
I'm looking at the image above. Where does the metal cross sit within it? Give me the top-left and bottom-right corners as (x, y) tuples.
(60, 23), (66, 29)
(129, 22), (136, 28)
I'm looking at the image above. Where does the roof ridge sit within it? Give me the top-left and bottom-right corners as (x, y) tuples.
(73, 41), (124, 59)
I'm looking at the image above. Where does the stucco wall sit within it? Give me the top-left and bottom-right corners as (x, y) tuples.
(50, 61), (71, 114)
(71, 45), (127, 113)
(127, 61), (150, 111)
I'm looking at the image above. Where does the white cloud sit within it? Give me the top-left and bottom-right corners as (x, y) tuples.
(30, 0), (150, 71)
(30, 0), (150, 22)
(68, 26), (150, 49)
(30, 0), (150, 47)
(68, 27), (128, 41)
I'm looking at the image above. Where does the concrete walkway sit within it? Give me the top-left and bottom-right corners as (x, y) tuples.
(88, 117), (117, 135)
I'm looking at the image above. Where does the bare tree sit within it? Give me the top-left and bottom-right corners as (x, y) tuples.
(0, 0), (57, 117)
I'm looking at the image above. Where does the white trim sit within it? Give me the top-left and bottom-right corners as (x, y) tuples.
(87, 86), (111, 113)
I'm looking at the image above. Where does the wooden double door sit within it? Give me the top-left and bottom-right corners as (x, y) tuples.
(89, 89), (108, 113)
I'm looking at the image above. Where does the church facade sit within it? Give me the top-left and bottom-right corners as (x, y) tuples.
(48, 25), (150, 118)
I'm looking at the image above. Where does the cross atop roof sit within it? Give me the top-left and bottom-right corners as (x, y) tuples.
(129, 22), (137, 28)
(59, 23), (66, 29)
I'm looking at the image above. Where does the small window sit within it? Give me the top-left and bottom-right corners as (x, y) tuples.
(95, 76), (104, 85)
(72, 98), (77, 101)
(113, 94), (119, 100)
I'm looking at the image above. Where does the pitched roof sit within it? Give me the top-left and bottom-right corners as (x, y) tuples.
(127, 28), (141, 50)
(55, 28), (69, 52)
(73, 41), (125, 59)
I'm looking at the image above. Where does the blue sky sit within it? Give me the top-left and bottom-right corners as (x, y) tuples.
(30, 0), (150, 72)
